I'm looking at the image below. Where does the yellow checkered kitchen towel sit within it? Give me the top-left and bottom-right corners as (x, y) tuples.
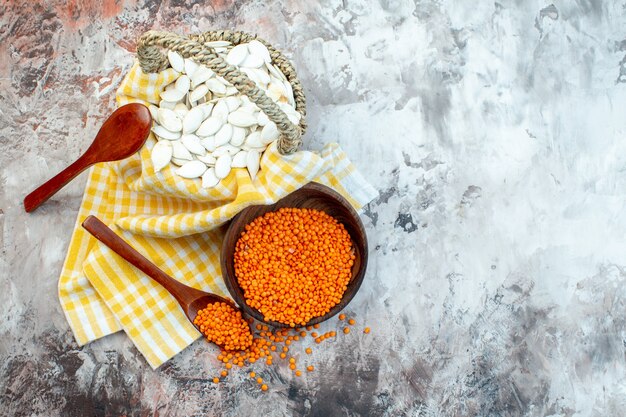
(58, 62), (378, 368)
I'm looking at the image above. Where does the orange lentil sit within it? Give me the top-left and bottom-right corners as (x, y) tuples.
(306, 326), (313, 331)
(307, 365), (314, 372)
(300, 331), (307, 337)
(257, 377), (263, 384)
(193, 302), (253, 351)
(250, 372), (256, 378)
(311, 332), (318, 338)
(305, 348), (312, 354)
(261, 384), (268, 391)
(283, 346), (289, 352)
(270, 345), (277, 351)
(213, 377), (219, 383)
(329, 331), (336, 337)
(289, 358), (296, 364)
(348, 319), (355, 325)
(285, 340), (292, 346)
(234, 208), (354, 326)
(295, 370), (302, 376)
(343, 327), (350, 334)
(289, 363), (296, 370)
(280, 353), (286, 359)
(221, 370), (228, 377)
(338, 314), (346, 321)
(364, 327), (370, 334)
(314, 324), (320, 329)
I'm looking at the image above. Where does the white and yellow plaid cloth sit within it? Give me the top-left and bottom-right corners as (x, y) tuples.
(58, 62), (377, 369)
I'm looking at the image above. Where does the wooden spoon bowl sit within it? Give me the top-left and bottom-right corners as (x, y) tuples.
(82, 216), (242, 342)
(221, 182), (368, 328)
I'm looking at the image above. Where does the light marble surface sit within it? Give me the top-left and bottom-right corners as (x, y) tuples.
(1, 1), (626, 416)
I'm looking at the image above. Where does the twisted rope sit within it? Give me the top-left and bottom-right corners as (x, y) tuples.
(136, 30), (306, 155)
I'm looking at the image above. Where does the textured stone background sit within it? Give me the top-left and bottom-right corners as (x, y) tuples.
(1, 1), (626, 416)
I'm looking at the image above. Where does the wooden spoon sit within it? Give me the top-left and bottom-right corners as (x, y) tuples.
(24, 103), (153, 213)
(81, 215), (239, 334)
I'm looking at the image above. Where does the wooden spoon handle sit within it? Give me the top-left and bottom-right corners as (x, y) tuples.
(23, 155), (93, 213)
(81, 215), (192, 306)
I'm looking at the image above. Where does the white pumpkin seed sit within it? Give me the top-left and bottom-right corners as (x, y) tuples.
(257, 111), (269, 126)
(266, 62), (284, 80)
(241, 67), (261, 85)
(151, 140), (173, 172)
(158, 108), (182, 132)
(228, 110), (257, 127)
(261, 122), (279, 144)
(189, 84), (209, 103)
(205, 40), (231, 48)
(216, 76), (232, 87)
(226, 44), (248, 66)
(181, 134), (206, 155)
(252, 68), (271, 85)
(148, 104), (159, 121)
(283, 80), (295, 106)
(238, 104), (259, 114)
(245, 131), (263, 148)
(196, 116), (223, 137)
(231, 150), (248, 168)
(172, 140), (193, 160)
(182, 106), (204, 134)
(201, 167), (220, 188)
(241, 144), (268, 152)
(248, 40), (271, 63)
(225, 86), (239, 96)
(176, 160), (207, 179)
(224, 96), (241, 112)
(222, 144), (241, 155)
(205, 78), (227, 95)
(167, 50), (185, 72)
(197, 154), (216, 165)
(191, 66), (214, 88)
(246, 150), (260, 179)
(184, 58), (198, 77)
(214, 123), (233, 147)
(212, 99), (229, 121)
(175, 75), (190, 93)
(266, 82), (285, 102)
(214, 154), (232, 179)
(160, 87), (186, 103)
(240, 53), (264, 68)
(152, 124), (181, 140)
(230, 126), (246, 146)
(159, 98), (179, 110)
(171, 157), (189, 166)
(200, 136), (216, 151)
(196, 102), (214, 119)
(174, 102), (189, 118)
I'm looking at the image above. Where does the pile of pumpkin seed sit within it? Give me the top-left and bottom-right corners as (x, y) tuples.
(148, 40), (301, 188)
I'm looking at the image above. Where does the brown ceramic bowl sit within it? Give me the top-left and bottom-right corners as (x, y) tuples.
(220, 182), (368, 327)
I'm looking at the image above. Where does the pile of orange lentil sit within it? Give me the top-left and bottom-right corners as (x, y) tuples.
(234, 207), (355, 326)
(193, 302), (253, 351)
